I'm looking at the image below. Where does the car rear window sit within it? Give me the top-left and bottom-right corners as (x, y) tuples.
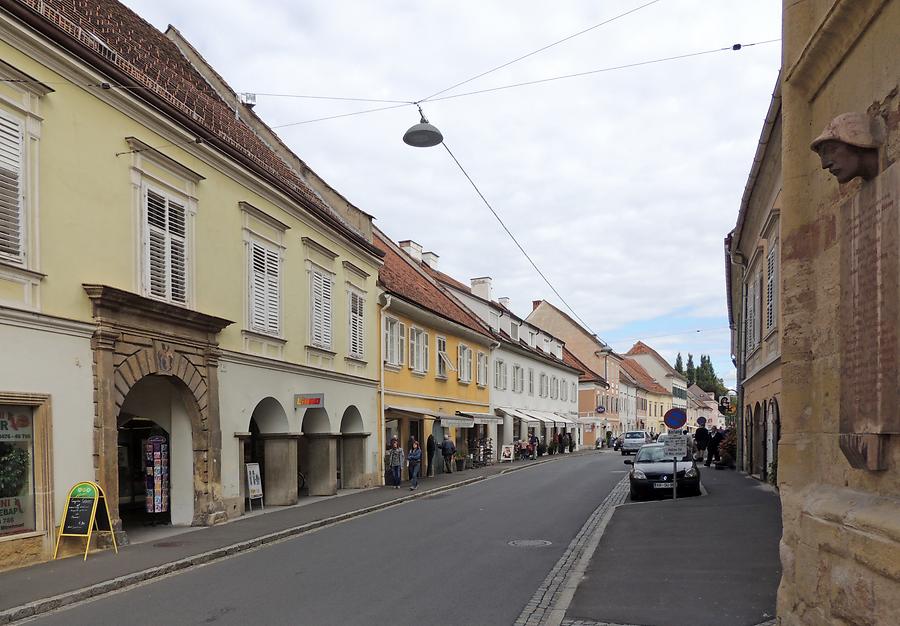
(625, 432), (644, 439)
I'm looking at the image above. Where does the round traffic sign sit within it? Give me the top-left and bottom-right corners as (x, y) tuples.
(697, 416), (707, 427)
(664, 408), (687, 430)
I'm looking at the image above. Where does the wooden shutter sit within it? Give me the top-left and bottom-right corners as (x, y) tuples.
(398, 322), (406, 366)
(311, 270), (333, 347)
(0, 113), (23, 260)
(408, 328), (416, 369)
(265, 248), (279, 334)
(423, 332), (429, 372)
(168, 200), (187, 304)
(146, 188), (188, 304)
(250, 243), (267, 331)
(349, 292), (364, 358)
(457, 344), (463, 378)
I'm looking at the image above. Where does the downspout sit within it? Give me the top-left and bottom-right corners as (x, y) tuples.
(379, 294), (393, 485)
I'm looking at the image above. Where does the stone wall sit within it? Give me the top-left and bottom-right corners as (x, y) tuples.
(778, 1), (900, 623)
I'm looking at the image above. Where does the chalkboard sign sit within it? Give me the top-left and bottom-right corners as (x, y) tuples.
(54, 481), (118, 561)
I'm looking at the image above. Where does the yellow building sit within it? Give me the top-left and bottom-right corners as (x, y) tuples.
(374, 232), (493, 477)
(0, 0), (383, 568)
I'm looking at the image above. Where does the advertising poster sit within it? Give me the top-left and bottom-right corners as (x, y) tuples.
(144, 434), (169, 514)
(0, 406), (34, 537)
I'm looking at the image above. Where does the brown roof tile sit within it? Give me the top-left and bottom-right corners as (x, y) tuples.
(625, 341), (686, 380)
(563, 348), (607, 385)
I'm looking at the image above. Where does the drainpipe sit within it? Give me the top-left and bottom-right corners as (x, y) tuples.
(379, 295), (393, 484)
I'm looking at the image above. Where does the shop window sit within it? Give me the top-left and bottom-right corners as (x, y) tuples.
(0, 394), (50, 543)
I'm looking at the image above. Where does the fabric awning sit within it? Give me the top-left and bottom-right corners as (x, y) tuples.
(554, 413), (577, 426)
(518, 409), (565, 427)
(386, 405), (474, 428)
(456, 410), (503, 425)
(497, 407), (538, 425)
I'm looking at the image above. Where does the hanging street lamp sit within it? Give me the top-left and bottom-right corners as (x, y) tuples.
(403, 105), (443, 147)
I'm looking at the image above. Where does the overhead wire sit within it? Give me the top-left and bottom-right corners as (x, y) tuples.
(440, 140), (600, 338)
(418, 0), (666, 102)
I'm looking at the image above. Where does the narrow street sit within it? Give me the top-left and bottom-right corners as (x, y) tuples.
(29, 454), (623, 626)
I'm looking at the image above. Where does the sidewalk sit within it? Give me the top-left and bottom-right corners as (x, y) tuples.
(563, 467), (782, 626)
(0, 449), (595, 623)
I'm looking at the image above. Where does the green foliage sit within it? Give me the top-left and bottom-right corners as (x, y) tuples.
(0, 442), (30, 498)
(674, 353), (684, 374)
(686, 354), (695, 386)
(694, 354), (728, 398)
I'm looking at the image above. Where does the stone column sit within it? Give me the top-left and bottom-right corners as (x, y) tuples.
(262, 435), (299, 505)
(306, 434), (338, 496)
(91, 327), (122, 533)
(340, 433), (370, 488)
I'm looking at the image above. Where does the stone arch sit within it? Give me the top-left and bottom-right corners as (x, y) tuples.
(301, 407), (331, 434)
(339, 405), (365, 434)
(250, 397), (289, 433)
(752, 401), (765, 477)
(113, 348), (209, 418)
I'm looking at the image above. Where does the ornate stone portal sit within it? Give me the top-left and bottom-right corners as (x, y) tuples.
(83, 284), (233, 531)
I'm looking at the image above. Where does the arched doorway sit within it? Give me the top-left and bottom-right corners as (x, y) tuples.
(752, 402), (765, 477)
(767, 398), (780, 481)
(117, 375), (196, 530)
(299, 407), (335, 496)
(339, 406), (368, 489)
(244, 398), (293, 507)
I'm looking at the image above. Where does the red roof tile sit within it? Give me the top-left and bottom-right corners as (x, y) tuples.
(625, 341), (686, 380)
(563, 348), (607, 385)
(13, 0), (380, 257)
(620, 358), (669, 395)
(374, 232), (491, 338)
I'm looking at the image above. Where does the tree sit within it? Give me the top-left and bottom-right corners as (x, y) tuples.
(674, 353), (684, 374)
(694, 354), (728, 399)
(686, 354), (695, 386)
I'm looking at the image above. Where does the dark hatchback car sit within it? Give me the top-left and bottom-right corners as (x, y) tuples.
(625, 443), (701, 501)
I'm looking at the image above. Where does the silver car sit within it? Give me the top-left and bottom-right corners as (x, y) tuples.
(620, 430), (651, 455)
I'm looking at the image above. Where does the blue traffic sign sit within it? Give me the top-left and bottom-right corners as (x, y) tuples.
(664, 408), (687, 430)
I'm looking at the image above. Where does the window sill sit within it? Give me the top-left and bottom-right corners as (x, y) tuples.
(384, 363), (402, 372)
(764, 325), (778, 341)
(306, 344), (336, 356)
(243, 329), (287, 344)
(458, 380), (471, 386)
(411, 370), (428, 378)
(0, 530), (44, 543)
(436, 374), (448, 381)
(345, 356), (367, 366)
(0, 258), (46, 281)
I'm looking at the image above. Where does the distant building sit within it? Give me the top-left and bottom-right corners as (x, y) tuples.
(625, 341), (688, 412)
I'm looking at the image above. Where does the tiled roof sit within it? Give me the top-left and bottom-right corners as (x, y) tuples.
(563, 348), (607, 385)
(626, 341), (686, 380)
(13, 0), (380, 257)
(374, 232), (491, 338)
(621, 358), (670, 395)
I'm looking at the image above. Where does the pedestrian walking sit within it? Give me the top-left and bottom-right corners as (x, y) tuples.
(407, 440), (422, 490)
(528, 432), (538, 459)
(441, 434), (456, 473)
(695, 423), (710, 461)
(386, 438), (405, 488)
(705, 425), (723, 467)
(426, 433), (436, 477)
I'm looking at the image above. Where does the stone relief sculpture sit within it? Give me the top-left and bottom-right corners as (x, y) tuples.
(813, 113), (897, 470)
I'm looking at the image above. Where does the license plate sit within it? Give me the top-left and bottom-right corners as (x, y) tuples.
(653, 482), (674, 489)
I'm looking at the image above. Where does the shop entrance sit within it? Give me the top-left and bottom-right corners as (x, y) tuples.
(116, 375), (194, 531)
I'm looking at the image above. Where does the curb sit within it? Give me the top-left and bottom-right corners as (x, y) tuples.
(0, 474), (486, 624)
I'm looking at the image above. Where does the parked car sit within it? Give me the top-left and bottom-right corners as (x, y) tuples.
(620, 430), (651, 455)
(656, 432), (669, 445)
(625, 443), (701, 500)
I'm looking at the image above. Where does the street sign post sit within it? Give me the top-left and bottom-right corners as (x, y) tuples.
(662, 425), (688, 501)
(663, 408), (687, 431)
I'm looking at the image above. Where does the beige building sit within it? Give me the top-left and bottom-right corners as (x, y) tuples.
(726, 76), (783, 482)
(772, 1), (900, 622)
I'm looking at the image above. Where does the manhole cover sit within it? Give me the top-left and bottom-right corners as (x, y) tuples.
(153, 541), (186, 548)
(508, 539), (552, 548)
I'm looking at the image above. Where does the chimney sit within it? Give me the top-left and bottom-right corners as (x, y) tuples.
(498, 297), (510, 309)
(398, 240), (422, 262)
(532, 300), (543, 311)
(422, 251), (439, 269)
(471, 276), (493, 301)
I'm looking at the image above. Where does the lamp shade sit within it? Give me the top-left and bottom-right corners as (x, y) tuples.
(403, 121), (443, 147)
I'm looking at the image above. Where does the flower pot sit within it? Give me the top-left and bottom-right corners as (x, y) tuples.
(455, 459), (466, 471)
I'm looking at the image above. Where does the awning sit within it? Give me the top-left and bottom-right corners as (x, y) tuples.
(518, 409), (565, 427)
(386, 405), (474, 428)
(497, 407), (539, 426)
(554, 413), (577, 427)
(456, 410), (503, 425)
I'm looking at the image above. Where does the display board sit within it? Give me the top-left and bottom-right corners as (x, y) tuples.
(145, 434), (169, 514)
(54, 481), (118, 561)
(500, 445), (514, 463)
(246, 463), (264, 510)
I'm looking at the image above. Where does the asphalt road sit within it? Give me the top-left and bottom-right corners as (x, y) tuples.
(31, 453), (623, 626)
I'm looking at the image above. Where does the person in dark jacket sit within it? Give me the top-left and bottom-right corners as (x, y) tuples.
(386, 439), (405, 488)
(407, 440), (422, 490)
(441, 434), (456, 473)
(705, 425), (723, 467)
(426, 434), (436, 477)
(695, 424), (710, 460)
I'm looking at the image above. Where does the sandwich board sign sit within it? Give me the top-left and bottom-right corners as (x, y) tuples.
(500, 444), (514, 463)
(53, 481), (118, 561)
(246, 463), (264, 510)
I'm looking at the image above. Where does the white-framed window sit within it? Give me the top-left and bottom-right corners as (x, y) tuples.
(457, 344), (473, 383)
(551, 376), (559, 399)
(539, 373), (549, 398)
(489, 311), (500, 330)
(408, 327), (429, 373)
(0, 110), (24, 263)
(476, 352), (488, 386)
(745, 270), (762, 353)
(766, 242), (778, 332)
(510, 322), (520, 342)
(513, 365), (524, 393)
(383, 316), (406, 367)
(528, 331), (536, 347)
(528, 368), (534, 396)
(571, 382), (577, 403)
(561, 379), (568, 401)
(348, 290), (365, 359)
(248, 240), (280, 335)
(494, 359), (507, 390)
(554, 344), (562, 359)
(310, 266), (334, 349)
(436, 336), (449, 378)
(143, 186), (189, 305)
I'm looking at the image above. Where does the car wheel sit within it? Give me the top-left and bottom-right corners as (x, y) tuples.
(630, 488), (641, 501)
(621, 450), (626, 456)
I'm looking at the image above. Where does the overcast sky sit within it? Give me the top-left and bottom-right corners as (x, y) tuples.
(124, 0), (782, 388)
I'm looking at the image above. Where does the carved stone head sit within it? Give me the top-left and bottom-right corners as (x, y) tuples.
(810, 112), (882, 184)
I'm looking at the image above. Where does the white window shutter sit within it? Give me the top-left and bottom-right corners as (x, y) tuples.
(311, 271), (324, 345)
(383, 318), (391, 363)
(146, 189), (168, 299)
(168, 200), (187, 304)
(408, 328), (415, 369)
(423, 332), (429, 372)
(322, 273), (332, 347)
(0, 114), (23, 260)
(349, 292), (364, 358)
(250, 243), (267, 331)
(458, 344), (463, 377)
(265, 248), (280, 334)
(398, 322), (406, 366)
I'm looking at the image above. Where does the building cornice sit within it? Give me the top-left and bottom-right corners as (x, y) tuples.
(220, 349), (378, 388)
